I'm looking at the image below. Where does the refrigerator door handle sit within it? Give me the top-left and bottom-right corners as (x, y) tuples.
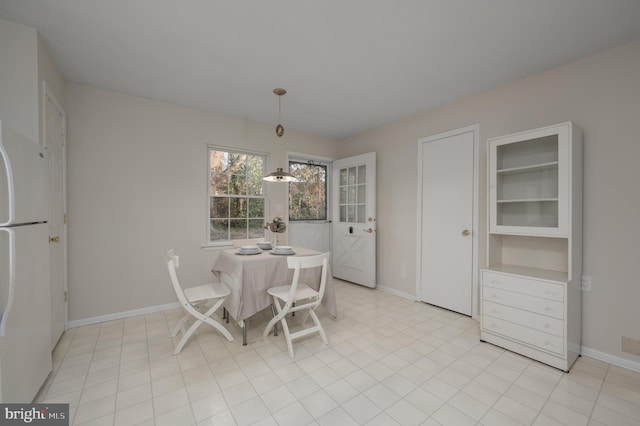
(0, 134), (15, 226)
(0, 228), (15, 337)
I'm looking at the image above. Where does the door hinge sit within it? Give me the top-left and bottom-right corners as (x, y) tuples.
(64, 213), (67, 225)
(64, 291), (68, 303)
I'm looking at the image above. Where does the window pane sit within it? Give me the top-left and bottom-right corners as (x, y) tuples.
(229, 197), (246, 219)
(248, 198), (264, 218)
(229, 173), (246, 195)
(230, 219), (247, 239)
(211, 197), (229, 217)
(246, 156), (264, 196)
(210, 173), (228, 194)
(248, 219), (265, 238)
(210, 220), (228, 240)
(289, 161), (327, 221)
(357, 205), (366, 223)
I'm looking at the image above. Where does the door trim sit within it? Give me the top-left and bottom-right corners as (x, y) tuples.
(42, 81), (68, 334)
(415, 124), (480, 319)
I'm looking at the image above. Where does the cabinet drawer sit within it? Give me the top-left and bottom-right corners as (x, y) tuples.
(483, 316), (564, 355)
(483, 301), (564, 337)
(483, 287), (564, 319)
(483, 271), (563, 302)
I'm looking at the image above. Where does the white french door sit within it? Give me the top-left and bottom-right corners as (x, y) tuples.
(332, 152), (376, 288)
(417, 126), (478, 317)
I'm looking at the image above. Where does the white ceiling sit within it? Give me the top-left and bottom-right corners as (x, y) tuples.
(2, 1), (640, 139)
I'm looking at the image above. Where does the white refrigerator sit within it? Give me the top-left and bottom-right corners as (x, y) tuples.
(0, 121), (52, 403)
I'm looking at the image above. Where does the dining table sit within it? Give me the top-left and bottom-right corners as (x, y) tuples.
(211, 246), (337, 345)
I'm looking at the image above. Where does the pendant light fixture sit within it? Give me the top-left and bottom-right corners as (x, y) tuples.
(263, 88), (298, 182)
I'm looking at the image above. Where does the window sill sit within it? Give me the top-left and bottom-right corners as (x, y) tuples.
(201, 242), (234, 251)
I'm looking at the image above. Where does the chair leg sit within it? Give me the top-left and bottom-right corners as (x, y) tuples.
(199, 298), (234, 342)
(170, 311), (190, 338)
(263, 303), (282, 338)
(173, 317), (202, 355)
(271, 303), (278, 336)
(308, 309), (328, 345)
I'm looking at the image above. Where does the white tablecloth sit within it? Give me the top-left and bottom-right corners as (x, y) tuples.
(211, 247), (337, 324)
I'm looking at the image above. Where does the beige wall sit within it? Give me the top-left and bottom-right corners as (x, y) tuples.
(339, 40), (640, 365)
(65, 83), (338, 321)
(0, 18), (39, 142)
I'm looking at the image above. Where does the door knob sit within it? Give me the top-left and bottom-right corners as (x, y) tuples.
(462, 229), (471, 237)
(49, 236), (60, 243)
(362, 228), (375, 233)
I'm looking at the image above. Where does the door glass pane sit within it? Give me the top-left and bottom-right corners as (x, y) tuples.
(357, 205), (366, 223)
(357, 165), (366, 184)
(340, 206), (346, 222)
(340, 168), (348, 186)
(347, 205), (355, 222)
(357, 185), (366, 203)
(339, 187), (347, 204)
(348, 167), (356, 185)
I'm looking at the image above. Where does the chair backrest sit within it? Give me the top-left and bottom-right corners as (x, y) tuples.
(286, 252), (330, 306)
(166, 249), (189, 307)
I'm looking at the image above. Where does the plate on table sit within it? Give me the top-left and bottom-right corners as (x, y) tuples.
(257, 242), (273, 250)
(271, 246), (295, 255)
(236, 246), (262, 255)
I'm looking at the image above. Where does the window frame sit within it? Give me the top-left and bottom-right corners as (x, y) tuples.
(206, 144), (268, 247)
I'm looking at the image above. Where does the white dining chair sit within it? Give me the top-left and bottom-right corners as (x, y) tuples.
(263, 252), (330, 357)
(166, 249), (233, 354)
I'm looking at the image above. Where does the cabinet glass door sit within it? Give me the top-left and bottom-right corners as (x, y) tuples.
(496, 135), (559, 227)
(490, 125), (569, 236)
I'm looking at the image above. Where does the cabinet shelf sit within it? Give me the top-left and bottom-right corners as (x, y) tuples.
(497, 198), (558, 203)
(497, 161), (559, 176)
(485, 263), (568, 283)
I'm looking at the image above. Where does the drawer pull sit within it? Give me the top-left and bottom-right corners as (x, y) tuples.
(544, 306), (550, 312)
(544, 323), (550, 329)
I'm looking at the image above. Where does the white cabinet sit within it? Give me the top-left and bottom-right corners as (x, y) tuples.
(481, 122), (582, 372)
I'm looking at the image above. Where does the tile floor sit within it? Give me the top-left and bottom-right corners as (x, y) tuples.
(37, 279), (640, 425)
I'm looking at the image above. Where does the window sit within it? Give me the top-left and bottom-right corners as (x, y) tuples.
(208, 147), (266, 242)
(289, 161), (327, 221)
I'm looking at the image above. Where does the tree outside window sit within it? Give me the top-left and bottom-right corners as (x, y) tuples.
(289, 161), (327, 221)
(208, 148), (266, 241)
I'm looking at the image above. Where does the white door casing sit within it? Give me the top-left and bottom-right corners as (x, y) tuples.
(43, 82), (67, 348)
(332, 152), (376, 288)
(417, 125), (479, 317)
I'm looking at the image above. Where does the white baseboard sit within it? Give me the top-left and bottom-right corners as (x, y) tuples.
(67, 302), (181, 329)
(377, 285), (417, 302)
(581, 346), (640, 373)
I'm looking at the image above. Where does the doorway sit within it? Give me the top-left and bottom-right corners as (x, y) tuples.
(417, 125), (479, 317)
